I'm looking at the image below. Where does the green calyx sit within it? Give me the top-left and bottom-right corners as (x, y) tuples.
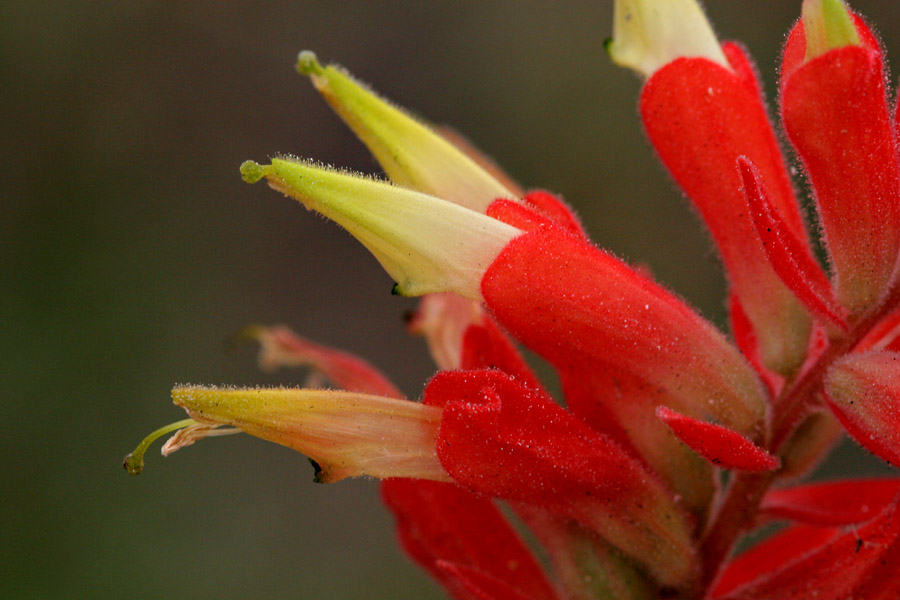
(802, 0), (860, 60)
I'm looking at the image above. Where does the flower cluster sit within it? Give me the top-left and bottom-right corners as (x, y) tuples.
(128, 0), (900, 597)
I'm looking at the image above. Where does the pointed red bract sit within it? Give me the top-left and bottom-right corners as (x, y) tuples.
(427, 369), (697, 586)
(738, 158), (846, 330)
(761, 478), (900, 526)
(656, 406), (779, 472)
(381, 479), (558, 600)
(561, 368), (716, 513)
(248, 325), (403, 397)
(781, 37), (900, 313)
(716, 494), (900, 599)
(729, 293), (782, 397)
(481, 226), (767, 436)
(825, 351), (900, 467)
(710, 524), (839, 598)
(640, 42), (811, 374)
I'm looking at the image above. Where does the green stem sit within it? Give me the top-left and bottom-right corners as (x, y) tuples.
(123, 418), (197, 475)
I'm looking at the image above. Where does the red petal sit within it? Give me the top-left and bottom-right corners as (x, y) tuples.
(714, 494), (900, 599)
(729, 293), (783, 397)
(381, 479), (558, 600)
(855, 306), (900, 353)
(435, 561), (536, 600)
(561, 367), (716, 513)
(460, 316), (544, 393)
(481, 228), (767, 436)
(825, 351), (900, 467)
(520, 190), (587, 238)
(428, 369), (697, 586)
(656, 406), (779, 472)
(781, 44), (900, 314)
(737, 158), (847, 329)
(761, 478), (900, 526)
(711, 524), (839, 597)
(640, 43), (811, 373)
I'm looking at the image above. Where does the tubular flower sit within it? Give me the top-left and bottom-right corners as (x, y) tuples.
(128, 1), (900, 597)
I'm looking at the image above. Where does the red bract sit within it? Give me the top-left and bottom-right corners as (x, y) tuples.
(737, 158), (846, 330)
(715, 494), (900, 599)
(825, 351), (900, 467)
(428, 369), (697, 586)
(128, 1), (900, 598)
(381, 479), (559, 600)
(656, 406), (779, 472)
(761, 478), (900, 526)
(781, 14), (900, 315)
(481, 225), (767, 437)
(640, 41), (812, 375)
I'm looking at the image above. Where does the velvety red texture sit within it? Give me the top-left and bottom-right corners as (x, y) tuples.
(519, 190), (587, 238)
(641, 42), (810, 372)
(481, 227), (766, 435)
(460, 316), (544, 393)
(381, 478), (558, 600)
(781, 42), (900, 313)
(428, 369), (696, 586)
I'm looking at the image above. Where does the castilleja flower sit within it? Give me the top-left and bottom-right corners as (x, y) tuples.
(127, 0), (900, 597)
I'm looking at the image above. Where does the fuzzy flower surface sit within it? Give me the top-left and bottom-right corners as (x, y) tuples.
(128, 1), (900, 598)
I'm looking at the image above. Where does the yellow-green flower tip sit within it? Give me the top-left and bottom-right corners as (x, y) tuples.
(171, 385), (449, 483)
(296, 54), (516, 212)
(240, 160), (270, 184)
(802, 0), (860, 60)
(296, 50), (325, 76)
(608, 0), (728, 78)
(257, 157), (522, 299)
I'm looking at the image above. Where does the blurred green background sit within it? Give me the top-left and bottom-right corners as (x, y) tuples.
(3, 1), (899, 598)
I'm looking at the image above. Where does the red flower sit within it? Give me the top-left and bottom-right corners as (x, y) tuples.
(127, 0), (900, 597)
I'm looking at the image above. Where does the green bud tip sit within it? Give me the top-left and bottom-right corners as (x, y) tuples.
(296, 50), (325, 77)
(224, 324), (267, 354)
(240, 160), (269, 184)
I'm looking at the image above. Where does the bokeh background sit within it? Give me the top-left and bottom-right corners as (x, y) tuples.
(3, 1), (900, 598)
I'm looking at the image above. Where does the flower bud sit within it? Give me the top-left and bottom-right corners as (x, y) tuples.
(607, 0), (727, 78)
(297, 51), (516, 211)
(171, 386), (448, 483)
(241, 158), (522, 299)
